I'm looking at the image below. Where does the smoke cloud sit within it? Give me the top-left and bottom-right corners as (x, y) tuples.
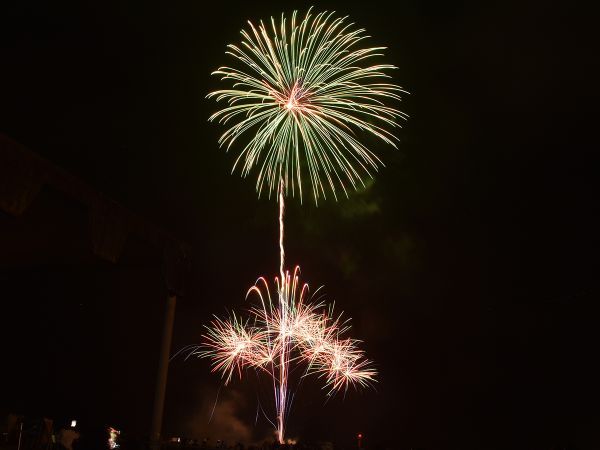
(181, 386), (254, 444)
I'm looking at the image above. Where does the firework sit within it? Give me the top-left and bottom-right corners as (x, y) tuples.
(192, 182), (376, 443)
(208, 8), (407, 203)
(195, 7), (405, 443)
(198, 266), (376, 443)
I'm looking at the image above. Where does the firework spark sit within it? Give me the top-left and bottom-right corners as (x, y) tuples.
(198, 266), (376, 443)
(208, 8), (407, 203)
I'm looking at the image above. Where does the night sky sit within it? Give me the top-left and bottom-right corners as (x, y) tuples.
(1, 1), (598, 449)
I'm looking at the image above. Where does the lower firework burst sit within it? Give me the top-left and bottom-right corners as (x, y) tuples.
(196, 266), (376, 443)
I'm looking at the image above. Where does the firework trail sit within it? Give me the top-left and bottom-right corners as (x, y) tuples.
(276, 180), (288, 442)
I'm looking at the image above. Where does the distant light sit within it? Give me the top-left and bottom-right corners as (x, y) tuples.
(357, 433), (363, 439)
(108, 427), (120, 449)
(70, 420), (77, 428)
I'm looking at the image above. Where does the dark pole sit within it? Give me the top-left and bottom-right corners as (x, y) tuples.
(150, 293), (177, 449)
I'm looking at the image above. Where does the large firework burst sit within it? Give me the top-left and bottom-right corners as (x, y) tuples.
(208, 8), (407, 203)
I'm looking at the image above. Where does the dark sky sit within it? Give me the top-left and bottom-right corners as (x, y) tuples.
(1, 0), (598, 448)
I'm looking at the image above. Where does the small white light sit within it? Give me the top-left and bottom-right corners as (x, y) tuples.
(71, 420), (77, 428)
